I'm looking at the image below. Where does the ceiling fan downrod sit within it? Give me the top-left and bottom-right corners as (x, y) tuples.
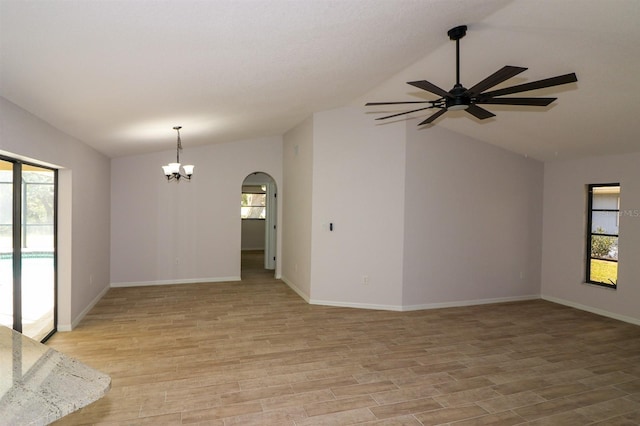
(447, 25), (467, 87)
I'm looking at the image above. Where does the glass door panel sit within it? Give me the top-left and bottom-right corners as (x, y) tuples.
(21, 165), (55, 341)
(0, 158), (56, 342)
(0, 160), (13, 330)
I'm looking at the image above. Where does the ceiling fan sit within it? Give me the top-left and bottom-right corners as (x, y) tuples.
(366, 25), (578, 125)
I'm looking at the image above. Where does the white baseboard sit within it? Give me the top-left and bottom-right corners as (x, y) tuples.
(542, 295), (640, 326)
(110, 276), (241, 288)
(280, 276), (310, 303)
(310, 299), (404, 311)
(401, 294), (541, 312)
(280, 277), (540, 312)
(309, 294), (540, 312)
(57, 284), (110, 332)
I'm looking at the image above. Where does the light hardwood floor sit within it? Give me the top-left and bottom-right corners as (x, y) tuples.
(49, 252), (640, 425)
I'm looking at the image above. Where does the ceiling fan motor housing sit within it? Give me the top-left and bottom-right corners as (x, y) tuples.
(446, 84), (470, 110)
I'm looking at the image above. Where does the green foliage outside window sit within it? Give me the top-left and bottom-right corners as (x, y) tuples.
(590, 227), (616, 259)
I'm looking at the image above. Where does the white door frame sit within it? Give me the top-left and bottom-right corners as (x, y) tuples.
(241, 172), (277, 273)
(264, 181), (277, 270)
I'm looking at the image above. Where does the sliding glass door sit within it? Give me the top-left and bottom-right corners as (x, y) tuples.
(0, 158), (56, 342)
(0, 160), (14, 333)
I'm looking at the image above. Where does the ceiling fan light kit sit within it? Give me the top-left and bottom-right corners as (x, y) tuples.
(366, 25), (578, 125)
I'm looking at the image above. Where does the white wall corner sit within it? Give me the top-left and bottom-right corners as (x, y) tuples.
(281, 276), (310, 303)
(58, 284), (110, 332)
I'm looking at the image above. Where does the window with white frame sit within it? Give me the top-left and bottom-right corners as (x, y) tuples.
(241, 185), (266, 219)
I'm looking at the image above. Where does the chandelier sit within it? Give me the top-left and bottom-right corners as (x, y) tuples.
(162, 126), (194, 182)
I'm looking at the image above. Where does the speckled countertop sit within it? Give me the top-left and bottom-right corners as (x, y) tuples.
(0, 326), (111, 425)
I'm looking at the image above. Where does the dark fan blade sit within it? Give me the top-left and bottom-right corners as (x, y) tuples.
(418, 108), (447, 125)
(465, 104), (496, 120)
(466, 66), (527, 96)
(366, 101), (434, 106)
(375, 106), (436, 121)
(475, 97), (556, 106)
(408, 80), (453, 99)
(480, 73), (577, 98)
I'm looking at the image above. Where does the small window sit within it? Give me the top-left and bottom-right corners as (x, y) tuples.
(241, 185), (266, 219)
(586, 183), (620, 288)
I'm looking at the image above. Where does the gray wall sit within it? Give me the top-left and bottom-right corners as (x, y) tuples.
(310, 107), (406, 308)
(110, 137), (283, 286)
(241, 220), (265, 250)
(282, 107), (544, 310)
(281, 117), (314, 299)
(542, 153), (640, 323)
(0, 96), (111, 329)
(402, 125), (544, 307)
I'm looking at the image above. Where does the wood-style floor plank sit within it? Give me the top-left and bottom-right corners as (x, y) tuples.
(48, 251), (640, 425)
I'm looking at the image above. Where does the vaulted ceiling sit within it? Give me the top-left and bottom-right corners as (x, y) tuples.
(1, 0), (639, 161)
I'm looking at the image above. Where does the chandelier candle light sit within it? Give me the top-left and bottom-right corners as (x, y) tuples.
(162, 126), (194, 182)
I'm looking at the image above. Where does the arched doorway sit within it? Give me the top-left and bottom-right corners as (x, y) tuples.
(240, 172), (277, 278)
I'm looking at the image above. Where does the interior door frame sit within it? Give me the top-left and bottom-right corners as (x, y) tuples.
(241, 172), (277, 274)
(264, 181), (277, 270)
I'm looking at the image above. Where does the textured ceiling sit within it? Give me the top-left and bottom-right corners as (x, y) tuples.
(1, 0), (639, 161)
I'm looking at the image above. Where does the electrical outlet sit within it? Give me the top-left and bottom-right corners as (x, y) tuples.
(362, 275), (369, 285)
